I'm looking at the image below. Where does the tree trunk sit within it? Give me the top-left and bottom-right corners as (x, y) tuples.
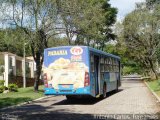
(148, 58), (158, 79)
(34, 73), (40, 91)
(34, 52), (42, 91)
(33, 29), (46, 92)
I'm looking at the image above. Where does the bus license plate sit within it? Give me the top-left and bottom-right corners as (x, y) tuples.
(62, 85), (70, 88)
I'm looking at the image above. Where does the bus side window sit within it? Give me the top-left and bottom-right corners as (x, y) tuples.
(100, 57), (104, 72)
(113, 58), (116, 72)
(109, 57), (112, 72)
(115, 59), (119, 72)
(117, 60), (120, 72)
(100, 57), (105, 80)
(105, 57), (109, 72)
(91, 63), (94, 72)
(91, 55), (94, 72)
(112, 58), (116, 72)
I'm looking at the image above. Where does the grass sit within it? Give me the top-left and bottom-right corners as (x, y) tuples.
(0, 85), (45, 109)
(147, 80), (160, 97)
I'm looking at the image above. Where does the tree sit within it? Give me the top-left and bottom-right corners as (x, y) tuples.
(0, 28), (30, 56)
(0, 0), (117, 90)
(146, 0), (160, 9)
(0, 0), (58, 91)
(56, 0), (117, 50)
(123, 5), (160, 79)
(99, 0), (117, 50)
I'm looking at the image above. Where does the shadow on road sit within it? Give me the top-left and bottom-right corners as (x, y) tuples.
(52, 89), (123, 105)
(0, 89), (124, 120)
(19, 113), (116, 120)
(0, 103), (117, 120)
(0, 112), (117, 120)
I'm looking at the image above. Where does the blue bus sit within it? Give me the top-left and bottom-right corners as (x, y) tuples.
(43, 46), (121, 99)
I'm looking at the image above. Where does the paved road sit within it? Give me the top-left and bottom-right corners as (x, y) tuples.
(0, 80), (160, 120)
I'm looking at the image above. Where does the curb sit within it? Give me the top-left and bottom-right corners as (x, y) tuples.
(0, 95), (54, 110)
(144, 81), (160, 102)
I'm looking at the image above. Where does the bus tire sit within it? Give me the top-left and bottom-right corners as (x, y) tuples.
(66, 95), (75, 100)
(116, 80), (119, 92)
(102, 83), (107, 98)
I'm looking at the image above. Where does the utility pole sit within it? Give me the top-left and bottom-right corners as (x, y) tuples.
(23, 43), (26, 88)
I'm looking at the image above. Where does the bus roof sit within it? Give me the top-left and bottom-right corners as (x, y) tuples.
(44, 46), (120, 60)
(44, 46), (88, 51)
(88, 47), (120, 60)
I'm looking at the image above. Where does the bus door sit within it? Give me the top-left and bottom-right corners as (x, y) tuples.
(94, 55), (99, 95)
(118, 61), (121, 86)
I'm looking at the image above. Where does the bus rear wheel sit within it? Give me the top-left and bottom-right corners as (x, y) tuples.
(102, 84), (106, 98)
(66, 95), (75, 100)
(115, 80), (119, 92)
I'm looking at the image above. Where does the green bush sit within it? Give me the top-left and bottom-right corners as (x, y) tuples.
(4, 86), (8, 90)
(8, 84), (18, 92)
(122, 66), (142, 75)
(158, 79), (160, 86)
(0, 86), (5, 93)
(122, 66), (134, 75)
(0, 80), (5, 86)
(0, 66), (4, 75)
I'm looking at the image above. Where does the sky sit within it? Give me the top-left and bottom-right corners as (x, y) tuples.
(109, 0), (146, 21)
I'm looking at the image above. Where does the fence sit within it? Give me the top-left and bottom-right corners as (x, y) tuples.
(9, 76), (43, 87)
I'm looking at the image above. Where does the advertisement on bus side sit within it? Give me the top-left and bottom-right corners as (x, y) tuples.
(43, 46), (89, 90)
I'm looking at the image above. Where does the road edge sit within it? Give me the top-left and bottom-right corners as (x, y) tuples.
(0, 95), (54, 110)
(144, 81), (160, 102)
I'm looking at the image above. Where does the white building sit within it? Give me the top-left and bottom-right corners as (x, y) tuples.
(0, 52), (36, 87)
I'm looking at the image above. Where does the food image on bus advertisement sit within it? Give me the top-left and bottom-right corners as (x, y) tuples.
(43, 46), (89, 90)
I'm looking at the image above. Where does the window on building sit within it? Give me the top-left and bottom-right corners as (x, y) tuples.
(16, 60), (22, 76)
(26, 62), (31, 78)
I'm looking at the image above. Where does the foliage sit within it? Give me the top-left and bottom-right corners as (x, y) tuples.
(0, 28), (31, 57)
(147, 80), (160, 98)
(146, 0), (160, 9)
(0, 59), (4, 65)
(122, 4), (160, 79)
(0, 0), (117, 91)
(0, 86), (5, 93)
(0, 0), (58, 91)
(104, 44), (117, 54)
(0, 80), (7, 93)
(147, 80), (160, 92)
(104, 43), (143, 75)
(122, 66), (141, 75)
(122, 66), (133, 75)
(8, 83), (18, 92)
(56, 0), (117, 49)
(48, 37), (68, 47)
(0, 67), (4, 76)
(0, 59), (4, 75)
(0, 80), (5, 86)
(16, 69), (22, 76)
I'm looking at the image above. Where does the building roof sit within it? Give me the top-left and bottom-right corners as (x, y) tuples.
(0, 52), (34, 62)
